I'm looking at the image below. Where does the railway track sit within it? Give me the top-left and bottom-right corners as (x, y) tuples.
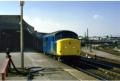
(80, 57), (120, 73)
(74, 65), (106, 80)
(64, 57), (120, 80)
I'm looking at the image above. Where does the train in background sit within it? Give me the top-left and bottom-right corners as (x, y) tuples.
(42, 30), (80, 61)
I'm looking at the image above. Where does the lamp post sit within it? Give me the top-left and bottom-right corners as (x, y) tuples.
(20, 0), (24, 68)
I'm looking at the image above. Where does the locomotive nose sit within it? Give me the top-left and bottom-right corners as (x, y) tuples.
(56, 38), (80, 56)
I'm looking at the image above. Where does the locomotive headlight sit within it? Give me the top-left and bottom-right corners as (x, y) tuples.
(73, 46), (76, 48)
(64, 46), (67, 48)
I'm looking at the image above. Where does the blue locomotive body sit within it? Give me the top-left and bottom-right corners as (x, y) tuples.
(43, 35), (56, 54)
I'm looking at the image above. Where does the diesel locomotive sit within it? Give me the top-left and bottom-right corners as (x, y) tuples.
(43, 30), (80, 61)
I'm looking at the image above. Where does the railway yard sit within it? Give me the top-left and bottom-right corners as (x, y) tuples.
(1, 1), (120, 80)
(0, 15), (120, 80)
(76, 49), (120, 80)
(82, 47), (120, 64)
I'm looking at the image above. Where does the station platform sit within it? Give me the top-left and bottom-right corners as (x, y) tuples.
(82, 47), (120, 64)
(0, 52), (97, 80)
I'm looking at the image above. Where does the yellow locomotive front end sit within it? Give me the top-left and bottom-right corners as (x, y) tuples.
(56, 38), (80, 56)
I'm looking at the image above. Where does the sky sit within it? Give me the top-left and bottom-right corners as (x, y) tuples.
(0, 1), (120, 36)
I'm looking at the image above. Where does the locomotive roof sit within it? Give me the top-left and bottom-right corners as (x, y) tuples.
(47, 30), (78, 36)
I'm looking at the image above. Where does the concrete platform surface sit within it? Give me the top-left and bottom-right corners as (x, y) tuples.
(0, 52), (97, 80)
